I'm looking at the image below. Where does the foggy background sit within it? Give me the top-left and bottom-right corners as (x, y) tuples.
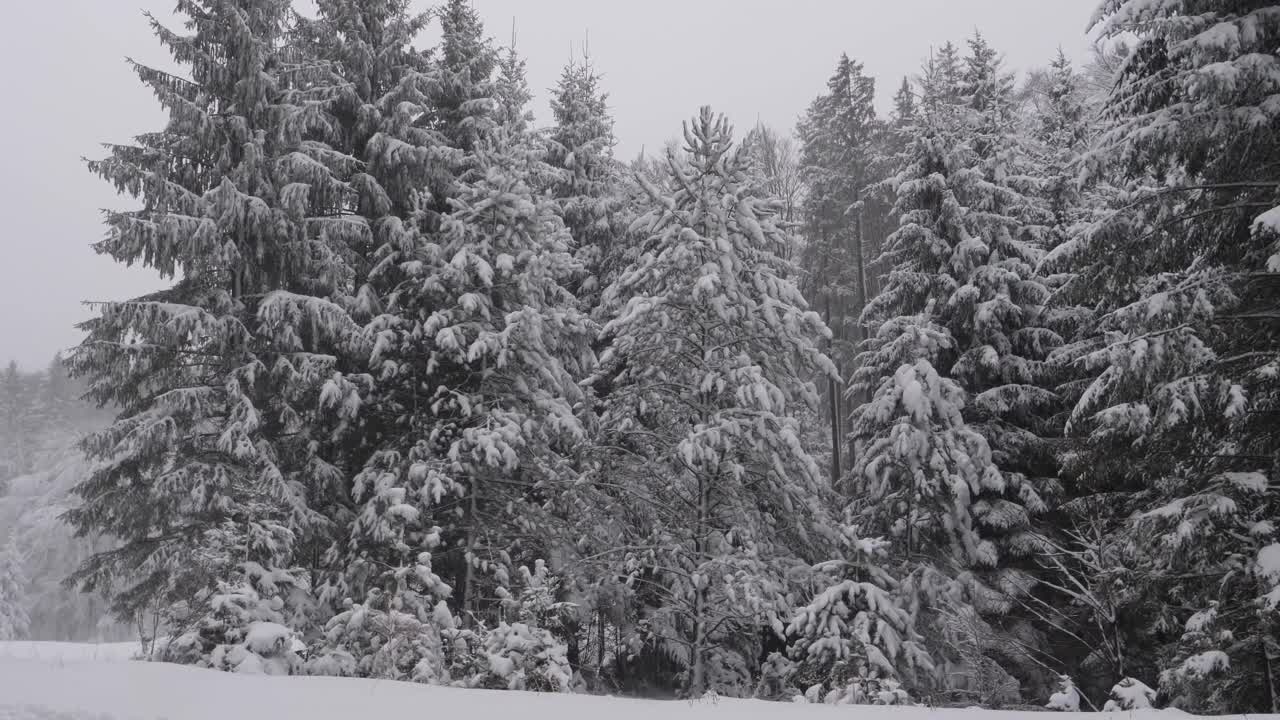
(0, 0), (1095, 370)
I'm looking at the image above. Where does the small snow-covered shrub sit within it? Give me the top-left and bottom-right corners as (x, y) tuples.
(194, 566), (309, 671)
(160, 562), (309, 675)
(1102, 677), (1156, 711)
(786, 542), (931, 707)
(753, 651), (798, 700)
(1157, 602), (1235, 713)
(440, 625), (487, 684)
(209, 620), (300, 676)
(306, 590), (454, 683)
(307, 546), (456, 683)
(471, 621), (572, 692)
(1046, 674), (1081, 711)
(795, 658), (914, 706)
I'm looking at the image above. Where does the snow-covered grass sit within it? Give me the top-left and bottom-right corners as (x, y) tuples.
(0, 644), (1268, 720)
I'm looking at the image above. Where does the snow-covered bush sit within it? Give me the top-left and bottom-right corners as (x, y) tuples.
(1156, 603), (1234, 713)
(470, 621), (572, 692)
(507, 560), (575, 636)
(306, 591), (455, 683)
(307, 546), (457, 683)
(1102, 677), (1156, 711)
(1046, 674), (1081, 711)
(163, 562), (309, 675)
(208, 621), (301, 676)
(787, 536), (931, 706)
(753, 651), (798, 700)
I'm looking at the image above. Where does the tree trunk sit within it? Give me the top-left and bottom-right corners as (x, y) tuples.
(597, 608), (606, 678)
(852, 205), (869, 392)
(690, 466), (710, 697)
(1262, 626), (1280, 712)
(462, 480), (479, 624)
(824, 294), (841, 484)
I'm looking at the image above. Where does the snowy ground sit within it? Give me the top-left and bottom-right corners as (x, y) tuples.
(0, 642), (1268, 720)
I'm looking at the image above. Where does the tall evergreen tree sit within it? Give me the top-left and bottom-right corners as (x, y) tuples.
(66, 0), (367, 653)
(796, 54), (880, 483)
(849, 36), (1060, 697)
(430, 0), (498, 153)
(591, 108), (838, 696)
(1060, 1), (1280, 711)
(1035, 50), (1090, 234)
(356, 3), (593, 628)
(292, 0), (459, 624)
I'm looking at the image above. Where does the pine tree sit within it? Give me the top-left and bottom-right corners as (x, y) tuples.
(292, 0), (467, 646)
(920, 42), (963, 110)
(362, 52), (593, 630)
(891, 78), (916, 128)
(1035, 50), (1090, 233)
(0, 536), (30, 640)
(547, 57), (626, 314)
(430, 0), (498, 153)
(796, 54), (880, 483)
(493, 44), (534, 134)
(1060, 1), (1280, 711)
(66, 0), (367, 652)
(542, 55), (634, 675)
(416, 136), (592, 619)
(848, 36), (1061, 697)
(591, 108), (838, 696)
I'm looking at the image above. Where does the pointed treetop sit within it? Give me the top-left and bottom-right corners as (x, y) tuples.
(892, 76), (917, 126)
(438, 0), (494, 80)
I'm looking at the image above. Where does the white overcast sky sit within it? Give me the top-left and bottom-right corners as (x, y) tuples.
(0, 0), (1097, 369)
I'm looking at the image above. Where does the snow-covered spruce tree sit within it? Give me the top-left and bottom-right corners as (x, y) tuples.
(292, 2), (471, 653)
(955, 32), (1067, 695)
(315, 0), (494, 643)
(590, 108), (838, 697)
(1033, 48), (1105, 368)
(1057, 2), (1280, 711)
(0, 536), (31, 640)
(1020, 49), (1135, 699)
(492, 44), (534, 136)
(464, 564), (574, 692)
(367, 87), (593, 636)
(796, 54), (880, 483)
(66, 0), (370, 667)
(536, 55), (640, 680)
(847, 35), (1062, 701)
(1033, 50), (1091, 238)
(429, 0), (498, 154)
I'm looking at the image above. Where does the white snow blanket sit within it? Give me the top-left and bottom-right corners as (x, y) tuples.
(0, 647), (1271, 720)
